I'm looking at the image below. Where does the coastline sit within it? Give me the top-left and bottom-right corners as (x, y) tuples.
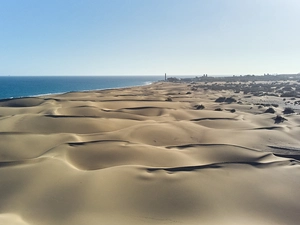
(0, 80), (299, 225)
(0, 75), (161, 100)
(2, 81), (156, 101)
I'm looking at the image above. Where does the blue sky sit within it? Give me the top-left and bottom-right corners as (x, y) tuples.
(0, 0), (299, 76)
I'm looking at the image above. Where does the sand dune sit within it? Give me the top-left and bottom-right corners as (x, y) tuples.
(0, 82), (300, 225)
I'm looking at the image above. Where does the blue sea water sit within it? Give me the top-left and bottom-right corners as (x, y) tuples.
(0, 76), (162, 100)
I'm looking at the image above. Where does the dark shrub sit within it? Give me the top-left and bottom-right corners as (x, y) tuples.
(215, 97), (226, 102)
(283, 107), (295, 114)
(225, 97), (237, 103)
(165, 97), (172, 101)
(274, 115), (287, 123)
(264, 108), (275, 114)
(214, 108), (223, 111)
(215, 97), (237, 103)
(194, 104), (205, 110)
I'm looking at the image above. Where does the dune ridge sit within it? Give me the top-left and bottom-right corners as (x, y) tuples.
(0, 81), (300, 225)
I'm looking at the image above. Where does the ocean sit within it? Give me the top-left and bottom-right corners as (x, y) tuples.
(0, 76), (162, 100)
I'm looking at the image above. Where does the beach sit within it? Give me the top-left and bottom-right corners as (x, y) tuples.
(0, 80), (300, 225)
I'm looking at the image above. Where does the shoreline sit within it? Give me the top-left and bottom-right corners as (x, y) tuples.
(11, 81), (156, 100)
(0, 80), (159, 101)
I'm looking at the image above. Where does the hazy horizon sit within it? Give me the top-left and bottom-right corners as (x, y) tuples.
(2, 73), (299, 78)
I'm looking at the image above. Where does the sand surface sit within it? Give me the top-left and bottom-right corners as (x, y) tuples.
(0, 81), (300, 225)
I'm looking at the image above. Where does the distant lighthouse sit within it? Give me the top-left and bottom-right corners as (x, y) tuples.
(165, 73), (167, 81)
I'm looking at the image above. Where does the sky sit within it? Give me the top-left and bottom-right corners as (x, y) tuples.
(0, 0), (299, 76)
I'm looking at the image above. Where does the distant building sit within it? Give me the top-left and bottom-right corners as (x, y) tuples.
(167, 77), (180, 82)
